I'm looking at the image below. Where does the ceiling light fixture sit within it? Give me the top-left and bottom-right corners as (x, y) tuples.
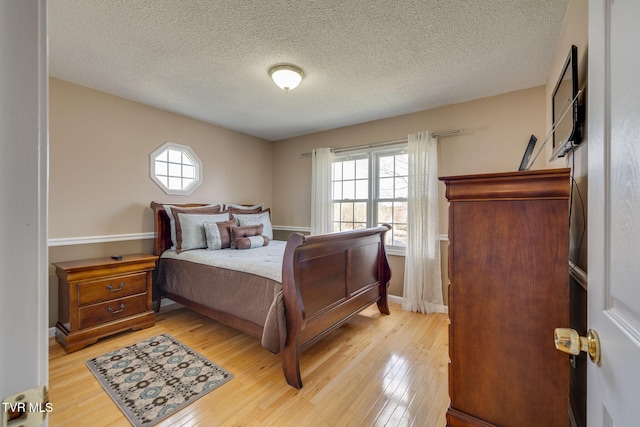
(269, 64), (304, 93)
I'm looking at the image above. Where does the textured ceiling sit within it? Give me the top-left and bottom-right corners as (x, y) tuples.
(48, 0), (570, 141)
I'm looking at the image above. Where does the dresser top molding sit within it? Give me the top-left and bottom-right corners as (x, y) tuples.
(439, 168), (571, 202)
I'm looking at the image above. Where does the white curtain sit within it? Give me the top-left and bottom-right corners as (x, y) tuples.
(402, 131), (446, 313)
(310, 147), (334, 235)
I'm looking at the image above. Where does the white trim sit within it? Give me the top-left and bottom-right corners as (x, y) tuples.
(48, 232), (155, 247)
(388, 294), (404, 305)
(386, 248), (406, 257)
(272, 225), (312, 233)
(47, 229), (441, 247)
(387, 294), (449, 313)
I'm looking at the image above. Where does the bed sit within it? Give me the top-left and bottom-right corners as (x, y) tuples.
(150, 202), (392, 389)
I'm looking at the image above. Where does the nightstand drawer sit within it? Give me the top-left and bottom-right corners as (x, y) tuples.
(78, 272), (147, 305)
(79, 294), (148, 329)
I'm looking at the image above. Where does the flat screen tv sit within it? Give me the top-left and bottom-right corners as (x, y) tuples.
(550, 45), (582, 160)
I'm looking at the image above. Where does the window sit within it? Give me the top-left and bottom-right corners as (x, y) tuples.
(331, 145), (408, 250)
(150, 142), (202, 195)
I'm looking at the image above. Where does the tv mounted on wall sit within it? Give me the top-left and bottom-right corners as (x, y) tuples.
(549, 45), (583, 160)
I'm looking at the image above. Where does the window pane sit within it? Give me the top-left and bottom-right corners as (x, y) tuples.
(183, 165), (195, 179)
(156, 149), (168, 162)
(155, 160), (168, 176)
(333, 163), (342, 181)
(168, 148), (182, 163)
(343, 160), (355, 180)
(168, 163), (182, 177)
(379, 177), (395, 198)
(355, 179), (368, 199)
(354, 202), (367, 223)
(379, 156), (394, 177)
(354, 222), (367, 230)
(341, 203), (353, 222)
(168, 176), (182, 190)
(396, 154), (408, 175)
(355, 159), (368, 179)
(182, 153), (194, 166)
(182, 177), (194, 188)
(394, 201), (408, 223)
(395, 176), (408, 199)
(333, 182), (342, 200)
(378, 202), (393, 223)
(343, 180), (355, 199)
(333, 203), (341, 220)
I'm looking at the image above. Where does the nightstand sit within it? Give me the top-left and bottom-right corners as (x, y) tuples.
(54, 253), (158, 352)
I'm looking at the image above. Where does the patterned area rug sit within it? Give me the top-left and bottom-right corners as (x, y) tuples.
(86, 334), (233, 426)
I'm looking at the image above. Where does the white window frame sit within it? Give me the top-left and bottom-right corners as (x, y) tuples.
(150, 142), (203, 195)
(332, 143), (408, 255)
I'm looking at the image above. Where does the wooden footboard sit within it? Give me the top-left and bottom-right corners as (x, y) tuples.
(150, 202), (392, 389)
(281, 226), (392, 389)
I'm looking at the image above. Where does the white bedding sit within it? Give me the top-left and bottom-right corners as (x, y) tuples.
(161, 240), (286, 282)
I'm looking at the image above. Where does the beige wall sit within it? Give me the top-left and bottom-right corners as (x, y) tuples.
(272, 86), (547, 232)
(49, 78), (273, 239)
(48, 78), (273, 326)
(272, 86), (547, 299)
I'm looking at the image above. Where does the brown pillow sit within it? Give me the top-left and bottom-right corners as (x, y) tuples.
(230, 224), (264, 240)
(230, 224), (267, 249)
(232, 236), (270, 249)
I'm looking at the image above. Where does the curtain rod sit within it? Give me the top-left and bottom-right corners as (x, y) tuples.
(299, 128), (464, 158)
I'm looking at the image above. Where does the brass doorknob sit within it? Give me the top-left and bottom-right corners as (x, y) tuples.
(554, 328), (601, 364)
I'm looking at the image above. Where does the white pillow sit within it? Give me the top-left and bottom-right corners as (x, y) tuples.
(175, 212), (230, 253)
(233, 211), (273, 240)
(163, 203), (223, 249)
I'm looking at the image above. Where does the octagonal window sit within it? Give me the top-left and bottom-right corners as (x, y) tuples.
(150, 142), (202, 195)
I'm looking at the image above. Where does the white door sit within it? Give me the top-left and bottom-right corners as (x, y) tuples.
(588, 0), (640, 425)
(0, 0), (49, 423)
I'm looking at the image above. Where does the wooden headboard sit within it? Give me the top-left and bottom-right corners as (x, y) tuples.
(149, 202), (210, 256)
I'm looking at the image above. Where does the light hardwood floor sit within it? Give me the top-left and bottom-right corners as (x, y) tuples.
(48, 302), (449, 426)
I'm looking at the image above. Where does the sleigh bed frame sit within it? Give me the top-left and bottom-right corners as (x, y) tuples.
(150, 202), (392, 388)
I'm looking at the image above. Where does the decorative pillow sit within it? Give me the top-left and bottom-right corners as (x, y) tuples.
(174, 211), (231, 253)
(203, 219), (236, 250)
(226, 203), (265, 215)
(163, 203), (223, 249)
(233, 209), (273, 240)
(232, 235), (270, 249)
(225, 202), (264, 211)
(230, 224), (268, 249)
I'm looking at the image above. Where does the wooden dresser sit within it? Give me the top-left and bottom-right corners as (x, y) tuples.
(54, 253), (157, 352)
(440, 168), (571, 427)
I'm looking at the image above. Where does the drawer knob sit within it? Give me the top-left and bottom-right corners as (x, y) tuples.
(106, 282), (125, 292)
(107, 303), (126, 314)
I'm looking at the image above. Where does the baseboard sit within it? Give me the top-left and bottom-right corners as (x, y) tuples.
(388, 294), (403, 305)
